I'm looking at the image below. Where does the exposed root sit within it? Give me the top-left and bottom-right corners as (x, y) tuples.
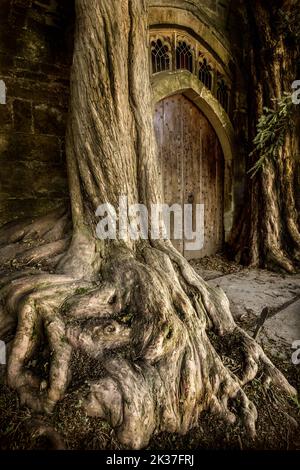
(265, 247), (296, 274)
(0, 224), (296, 448)
(4, 275), (80, 413)
(26, 417), (66, 450)
(0, 208), (71, 270)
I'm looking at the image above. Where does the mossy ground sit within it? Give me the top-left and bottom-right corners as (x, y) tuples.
(0, 338), (299, 450)
(1, 255), (300, 450)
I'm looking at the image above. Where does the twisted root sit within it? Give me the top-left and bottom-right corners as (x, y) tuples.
(0, 221), (296, 449)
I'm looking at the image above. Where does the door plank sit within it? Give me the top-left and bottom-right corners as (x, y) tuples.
(154, 93), (224, 259)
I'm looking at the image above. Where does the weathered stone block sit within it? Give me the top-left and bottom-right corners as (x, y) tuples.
(13, 98), (32, 132)
(0, 27), (18, 56)
(13, 0), (32, 8)
(0, 0), (12, 20)
(0, 196), (69, 227)
(40, 62), (69, 79)
(0, 161), (68, 198)
(0, 53), (15, 77)
(14, 69), (49, 82)
(4, 77), (69, 106)
(0, 0), (72, 227)
(0, 132), (63, 164)
(14, 57), (40, 72)
(0, 99), (13, 132)
(33, 103), (66, 136)
(9, 6), (29, 29)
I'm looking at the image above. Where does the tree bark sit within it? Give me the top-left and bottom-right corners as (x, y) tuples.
(229, 0), (300, 272)
(0, 0), (296, 449)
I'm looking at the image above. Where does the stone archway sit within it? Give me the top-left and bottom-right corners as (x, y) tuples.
(151, 70), (236, 244)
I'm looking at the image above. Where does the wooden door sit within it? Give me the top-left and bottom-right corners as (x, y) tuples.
(154, 93), (224, 259)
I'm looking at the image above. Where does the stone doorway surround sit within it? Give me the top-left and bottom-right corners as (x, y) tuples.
(152, 70), (235, 241)
(148, 4), (237, 241)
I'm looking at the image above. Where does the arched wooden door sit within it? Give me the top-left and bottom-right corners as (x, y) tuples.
(154, 93), (224, 259)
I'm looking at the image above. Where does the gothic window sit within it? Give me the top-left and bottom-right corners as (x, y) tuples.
(149, 30), (232, 113)
(217, 77), (229, 112)
(198, 58), (212, 90)
(176, 41), (193, 73)
(151, 38), (171, 74)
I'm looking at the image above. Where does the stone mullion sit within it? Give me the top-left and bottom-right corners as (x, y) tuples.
(172, 31), (177, 71)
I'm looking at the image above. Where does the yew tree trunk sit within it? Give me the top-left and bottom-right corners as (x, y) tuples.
(0, 0), (296, 449)
(230, 0), (300, 272)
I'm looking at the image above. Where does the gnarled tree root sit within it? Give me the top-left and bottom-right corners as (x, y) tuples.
(26, 417), (66, 450)
(0, 233), (296, 449)
(0, 208), (71, 270)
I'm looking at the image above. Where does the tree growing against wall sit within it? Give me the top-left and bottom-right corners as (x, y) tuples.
(0, 0), (297, 449)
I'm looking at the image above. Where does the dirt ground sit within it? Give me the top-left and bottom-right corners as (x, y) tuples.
(0, 254), (300, 450)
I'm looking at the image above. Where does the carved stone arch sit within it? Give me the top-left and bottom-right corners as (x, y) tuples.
(148, 27), (232, 116)
(148, 7), (234, 77)
(151, 70), (236, 239)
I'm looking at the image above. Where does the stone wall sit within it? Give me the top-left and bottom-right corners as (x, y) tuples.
(0, 0), (240, 230)
(0, 0), (74, 227)
(149, 0), (232, 35)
